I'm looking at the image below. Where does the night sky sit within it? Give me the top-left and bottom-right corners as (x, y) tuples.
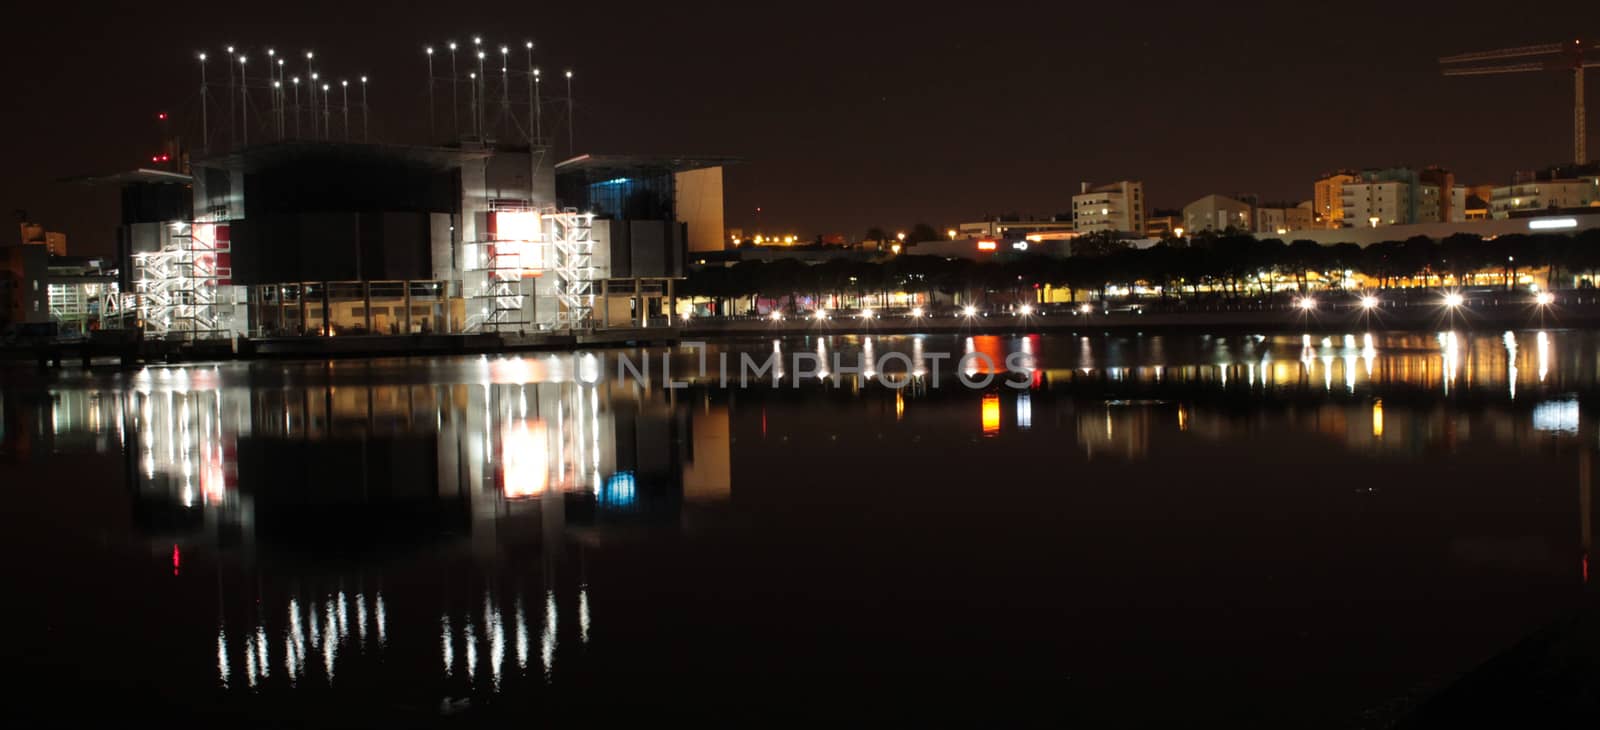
(7, 1), (1596, 255)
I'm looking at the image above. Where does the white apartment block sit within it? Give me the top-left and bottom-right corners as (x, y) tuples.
(1072, 181), (1145, 234)
(1490, 177), (1600, 219)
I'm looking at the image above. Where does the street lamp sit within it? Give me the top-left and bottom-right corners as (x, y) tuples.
(1369, 216), (1380, 228)
(947, 229), (957, 240)
(1444, 293), (1464, 308)
(896, 232), (906, 243)
(1297, 297), (1316, 310)
(1360, 295), (1379, 309)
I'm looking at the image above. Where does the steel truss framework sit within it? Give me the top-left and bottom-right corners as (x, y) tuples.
(466, 207), (595, 333)
(132, 221), (233, 339)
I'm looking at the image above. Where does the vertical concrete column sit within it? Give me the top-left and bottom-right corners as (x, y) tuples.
(298, 283), (309, 336)
(363, 281), (373, 333)
(601, 279), (610, 329)
(403, 280), (412, 335)
(321, 282), (331, 337)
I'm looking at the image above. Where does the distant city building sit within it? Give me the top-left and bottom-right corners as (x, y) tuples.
(1339, 167), (1464, 227)
(0, 243), (49, 327)
(18, 222), (67, 256)
(1146, 209), (1182, 236)
(1253, 203), (1313, 235)
(1490, 165), (1600, 219)
(1313, 172), (1358, 229)
(1418, 167), (1459, 223)
(1463, 187), (1492, 220)
(1183, 194), (1252, 233)
(1072, 181), (1145, 234)
(958, 217), (1075, 240)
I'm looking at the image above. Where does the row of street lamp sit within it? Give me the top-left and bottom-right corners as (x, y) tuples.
(1295, 291), (1556, 311)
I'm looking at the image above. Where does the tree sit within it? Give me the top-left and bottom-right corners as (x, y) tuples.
(907, 223), (941, 244)
(865, 227), (887, 245)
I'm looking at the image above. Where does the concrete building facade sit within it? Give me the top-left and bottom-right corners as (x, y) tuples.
(958, 218), (1076, 241)
(1253, 203), (1313, 235)
(1490, 175), (1600, 219)
(1313, 172), (1357, 228)
(1337, 167), (1466, 228)
(1072, 181), (1145, 234)
(0, 243), (49, 328)
(674, 166), (727, 253)
(1183, 194), (1252, 233)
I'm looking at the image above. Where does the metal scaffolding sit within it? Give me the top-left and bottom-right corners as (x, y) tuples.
(464, 207), (596, 333)
(132, 221), (233, 339)
(548, 208), (595, 330)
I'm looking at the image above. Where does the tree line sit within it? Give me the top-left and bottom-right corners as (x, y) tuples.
(681, 230), (1600, 313)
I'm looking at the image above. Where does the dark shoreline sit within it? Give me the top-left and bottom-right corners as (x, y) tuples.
(681, 303), (1589, 339)
(6, 301), (1598, 368)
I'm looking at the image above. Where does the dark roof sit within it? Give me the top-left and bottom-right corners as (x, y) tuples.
(63, 168), (193, 186)
(554, 153), (740, 181)
(191, 141), (493, 172)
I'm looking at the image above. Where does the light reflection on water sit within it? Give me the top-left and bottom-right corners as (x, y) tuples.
(3, 329), (1600, 722)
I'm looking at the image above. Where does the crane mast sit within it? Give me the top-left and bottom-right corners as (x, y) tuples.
(1441, 39), (1598, 164)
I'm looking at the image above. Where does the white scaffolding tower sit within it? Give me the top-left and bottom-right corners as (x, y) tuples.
(464, 207), (596, 333)
(548, 208), (595, 330)
(132, 221), (233, 339)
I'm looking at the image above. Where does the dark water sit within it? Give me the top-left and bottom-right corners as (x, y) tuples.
(3, 331), (1597, 725)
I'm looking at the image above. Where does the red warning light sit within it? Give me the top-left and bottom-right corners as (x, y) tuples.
(157, 112), (168, 121)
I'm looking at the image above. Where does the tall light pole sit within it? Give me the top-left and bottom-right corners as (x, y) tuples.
(291, 77), (300, 138)
(238, 55), (248, 146)
(499, 45), (509, 138)
(277, 58), (286, 138)
(322, 83), (330, 139)
(267, 49), (277, 138)
(448, 41), (458, 139)
(310, 72), (321, 138)
(524, 41), (536, 145)
(360, 76), (369, 142)
(341, 80), (349, 140)
(305, 51), (316, 139)
(198, 52), (208, 153)
(475, 50), (486, 138)
(467, 72), (477, 141)
(472, 36), (482, 138)
(226, 46), (235, 149)
(565, 70), (574, 155)
(533, 68), (542, 143)
(425, 47), (435, 138)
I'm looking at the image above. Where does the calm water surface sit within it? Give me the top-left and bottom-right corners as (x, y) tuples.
(3, 331), (1598, 725)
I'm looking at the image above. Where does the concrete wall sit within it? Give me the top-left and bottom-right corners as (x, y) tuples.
(675, 167), (726, 253)
(1252, 211), (1600, 246)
